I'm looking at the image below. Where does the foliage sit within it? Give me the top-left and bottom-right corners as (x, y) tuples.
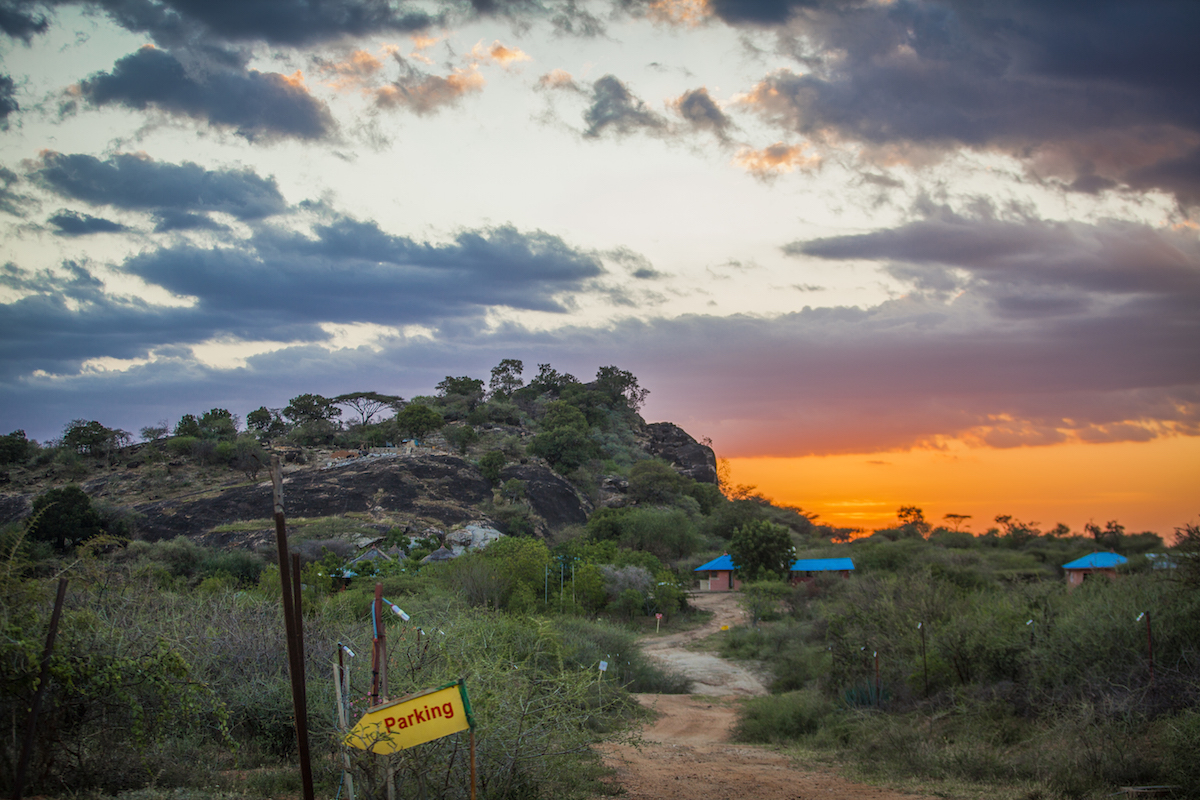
(478, 450), (506, 485)
(62, 418), (130, 460)
(488, 358), (524, 398)
(734, 689), (835, 743)
(593, 365), (649, 411)
(283, 393), (342, 425)
(395, 403), (444, 440)
(627, 459), (688, 505)
(29, 484), (105, 551)
(729, 519), (796, 581)
(442, 423), (478, 455)
(246, 406), (288, 440)
(0, 429), (35, 464)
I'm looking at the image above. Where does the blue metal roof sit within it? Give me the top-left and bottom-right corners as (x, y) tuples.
(791, 557), (855, 572)
(1062, 552), (1127, 570)
(695, 554), (736, 571)
(696, 555), (857, 572)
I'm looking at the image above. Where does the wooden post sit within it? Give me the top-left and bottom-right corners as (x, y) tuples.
(12, 578), (68, 800)
(272, 456), (315, 800)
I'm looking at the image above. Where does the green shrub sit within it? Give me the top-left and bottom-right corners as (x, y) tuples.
(734, 689), (835, 743)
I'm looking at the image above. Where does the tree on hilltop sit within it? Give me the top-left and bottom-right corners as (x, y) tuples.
(334, 391), (403, 426)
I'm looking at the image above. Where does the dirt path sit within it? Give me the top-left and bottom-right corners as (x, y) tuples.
(596, 592), (935, 800)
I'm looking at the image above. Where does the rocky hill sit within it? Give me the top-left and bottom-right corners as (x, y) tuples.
(0, 416), (718, 551)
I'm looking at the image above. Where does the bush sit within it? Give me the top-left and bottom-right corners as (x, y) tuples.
(734, 690), (835, 743)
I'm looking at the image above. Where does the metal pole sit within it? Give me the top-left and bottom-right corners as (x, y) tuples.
(469, 729), (477, 800)
(874, 650), (880, 706)
(1145, 611), (1154, 684)
(272, 457), (315, 800)
(12, 577), (68, 800)
(919, 623), (928, 698)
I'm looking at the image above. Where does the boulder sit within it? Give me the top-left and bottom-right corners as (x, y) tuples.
(645, 422), (718, 484)
(445, 522), (504, 555)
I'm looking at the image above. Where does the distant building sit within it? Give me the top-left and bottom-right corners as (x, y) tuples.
(1062, 552), (1127, 587)
(694, 554), (856, 591)
(694, 554), (740, 592)
(789, 557), (855, 583)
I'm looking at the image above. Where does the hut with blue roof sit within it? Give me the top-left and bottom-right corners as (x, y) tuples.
(1062, 551), (1127, 587)
(694, 554), (856, 591)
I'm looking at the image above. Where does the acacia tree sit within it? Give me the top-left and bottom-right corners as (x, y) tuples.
(729, 520), (796, 582)
(333, 391), (404, 426)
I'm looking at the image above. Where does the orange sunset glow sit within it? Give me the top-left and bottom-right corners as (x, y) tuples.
(727, 435), (1199, 539)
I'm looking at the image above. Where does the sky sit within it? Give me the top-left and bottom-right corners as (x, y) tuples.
(1, 0), (1197, 536)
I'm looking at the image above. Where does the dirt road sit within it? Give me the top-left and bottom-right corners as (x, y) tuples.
(596, 592), (934, 800)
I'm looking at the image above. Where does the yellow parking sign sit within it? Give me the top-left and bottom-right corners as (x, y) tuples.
(346, 680), (473, 754)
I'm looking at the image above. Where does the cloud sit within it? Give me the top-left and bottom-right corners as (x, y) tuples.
(0, 216), (606, 383)
(30, 151), (288, 219)
(315, 49), (386, 91)
(583, 75), (666, 138)
(730, 1), (1200, 206)
(47, 210), (130, 236)
(75, 46), (336, 141)
(732, 142), (819, 177)
(0, 165), (28, 216)
(0, 74), (17, 123)
(374, 59), (485, 114)
(670, 87), (734, 141)
(537, 68), (580, 91)
(470, 40), (531, 68)
(0, 2), (48, 41)
(77, 0), (438, 48)
(791, 208), (1200, 309)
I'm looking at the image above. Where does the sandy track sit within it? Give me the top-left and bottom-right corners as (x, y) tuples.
(596, 593), (934, 800)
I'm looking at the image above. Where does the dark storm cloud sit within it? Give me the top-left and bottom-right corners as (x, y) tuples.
(671, 87), (733, 141)
(45, 0), (438, 48)
(0, 217), (605, 386)
(152, 210), (228, 232)
(31, 151), (288, 219)
(792, 210), (1200, 310)
(125, 218), (604, 321)
(48, 210), (129, 235)
(0, 166), (26, 216)
(0, 1), (48, 40)
(583, 75), (666, 139)
(0, 74), (17, 122)
(76, 46), (336, 141)
(734, 0), (1200, 205)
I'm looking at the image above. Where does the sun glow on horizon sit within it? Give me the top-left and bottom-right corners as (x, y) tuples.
(725, 436), (1199, 538)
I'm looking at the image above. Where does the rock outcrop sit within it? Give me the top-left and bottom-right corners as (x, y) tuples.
(645, 422), (719, 485)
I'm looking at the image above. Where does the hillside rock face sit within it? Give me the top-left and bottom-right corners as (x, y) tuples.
(645, 422), (719, 485)
(135, 454), (494, 543)
(130, 453), (591, 544)
(499, 463), (591, 529)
